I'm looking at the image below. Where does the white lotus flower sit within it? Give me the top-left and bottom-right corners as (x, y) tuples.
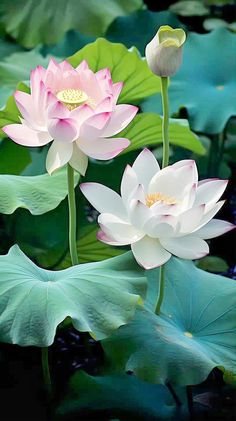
(80, 149), (235, 269)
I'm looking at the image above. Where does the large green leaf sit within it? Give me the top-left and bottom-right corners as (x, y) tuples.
(142, 29), (236, 134)
(103, 258), (236, 386)
(57, 371), (183, 420)
(0, 0), (142, 48)
(68, 38), (161, 104)
(0, 247), (145, 346)
(58, 224), (125, 269)
(0, 168), (79, 215)
(0, 139), (31, 175)
(120, 113), (205, 155)
(107, 10), (184, 55)
(0, 49), (50, 107)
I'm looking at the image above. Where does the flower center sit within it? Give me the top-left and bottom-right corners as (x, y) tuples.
(146, 192), (178, 207)
(57, 88), (88, 110)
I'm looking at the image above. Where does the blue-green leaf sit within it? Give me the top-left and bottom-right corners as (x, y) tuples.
(103, 257), (236, 386)
(142, 29), (236, 134)
(0, 247), (145, 346)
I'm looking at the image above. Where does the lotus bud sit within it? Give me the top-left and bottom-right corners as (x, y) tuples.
(145, 25), (186, 77)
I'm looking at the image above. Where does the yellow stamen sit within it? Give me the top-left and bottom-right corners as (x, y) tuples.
(184, 331), (193, 338)
(146, 192), (178, 207)
(57, 88), (88, 110)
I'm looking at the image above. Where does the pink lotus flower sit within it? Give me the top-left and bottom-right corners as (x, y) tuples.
(3, 59), (138, 175)
(80, 149), (235, 269)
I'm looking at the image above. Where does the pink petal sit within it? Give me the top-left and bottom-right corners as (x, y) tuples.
(80, 182), (127, 219)
(30, 65), (46, 99)
(46, 140), (73, 175)
(48, 118), (78, 143)
(160, 236), (209, 259)
(47, 100), (70, 119)
(78, 136), (130, 160)
(59, 60), (74, 72)
(194, 219), (235, 239)
(96, 97), (113, 113)
(83, 112), (111, 131)
(112, 82), (123, 104)
(131, 236), (171, 269)
(69, 143), (88, 176)
(75, 60), (89, 73)
(102, 105), (138, 137)
(2, 123), (52, 147)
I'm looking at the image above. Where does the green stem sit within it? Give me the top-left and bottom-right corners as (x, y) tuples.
(67, 164), (79, 266)
(161, 77), (170, 168)
(155, 265), (165, 315)
(155, 78), (170, 315)
(41, 347), (52, 397)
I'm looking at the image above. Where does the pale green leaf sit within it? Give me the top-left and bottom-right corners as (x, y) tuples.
(0, 168), (79, 215)
(103, 258), (236, 386)
(0, 246), (145, 346)
(0, 0), (143, 48)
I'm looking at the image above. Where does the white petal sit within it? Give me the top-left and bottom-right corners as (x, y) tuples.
(132, 148), (160, 191)
(120, 165), (138, 203)
(131, 236), (171, 269)
(80, 183), (127, 219)
(129, 200), (151, 229)
(172, 160), (198, 183)
(194, 219), (235, 239)
(178, 205), (205, 234)
(144, 215), (176, 238)
(197, 200), (225, 229)
(148, 162), (195, 200)
(194, 179), (228, 207)
(46, 141), (73, 175)
(98, 213), (143, 244)
(69, 143), (88, 176)
(160, 236), (209, 259)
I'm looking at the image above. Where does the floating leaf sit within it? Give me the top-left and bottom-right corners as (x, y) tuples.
(68, 38), (161, 104)
(57, 371), (182, 420)
(120, 113), (205, 155)
(0, 247), (145, 346)
(0, 139), (31, 175)
(142, 29), (236, 134)
(0, 168), (79, 215)
(103, 258), (236, 386)
(0, 0), (142, 48)
(58, 224), (125, 269)
(106, 10), (184, 55)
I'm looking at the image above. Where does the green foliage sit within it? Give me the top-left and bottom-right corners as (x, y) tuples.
(0, 168), (79, 215)
(0, 81), (29, 137)
(68, 38), (161, 104)
(0, 0), (143, 48)
(58, 224), (125, 269)
(0, 49), (50, 107)
(106, 10), (184, 55)
(121, 113), (205, 155)
(57, 371), (183, 420)
(103, 257), (236, 386)
(0, 247), (145, 346)
(142, 29), (236, 134)
(169, 1), (210, 16)
(196, 255), (229, 273)
(0, 139), (31, 174)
